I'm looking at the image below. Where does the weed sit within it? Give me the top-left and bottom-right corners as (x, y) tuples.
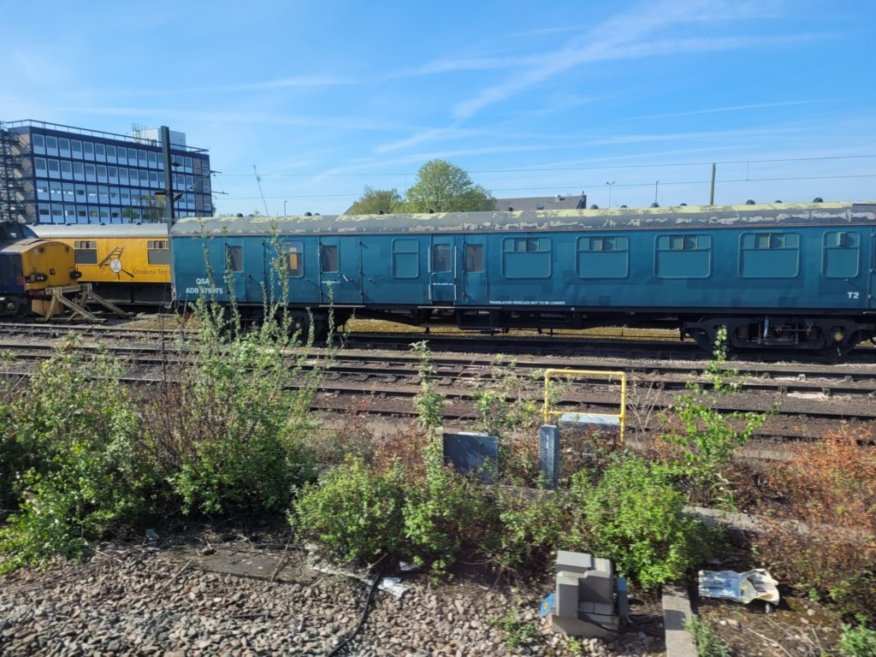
(839, 624), (876, 657)
(490, 610), (541, 651)
(685, 616), (732, 657)
(754, 427), (876, 622)
(654, 327), (766, 507)
(411, 341), (443, 433)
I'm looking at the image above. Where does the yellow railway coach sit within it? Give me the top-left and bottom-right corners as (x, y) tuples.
(33, 224), (172, 306)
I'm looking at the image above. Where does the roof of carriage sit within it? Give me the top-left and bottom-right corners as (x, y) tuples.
(172, 201), (876, 237)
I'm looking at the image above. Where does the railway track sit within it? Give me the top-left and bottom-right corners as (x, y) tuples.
(1, 331), (874, 444)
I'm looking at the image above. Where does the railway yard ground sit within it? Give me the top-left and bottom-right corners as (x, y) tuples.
(0, 314), (874, 657)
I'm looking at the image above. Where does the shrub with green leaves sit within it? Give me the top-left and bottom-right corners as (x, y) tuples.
(482, 487), (567, 574)
(402, 442), (490, 574)
(0, 341), (155, 571)
(657, 328), (766, 507)
(580, 453), (712, 589)
(146, 299), (319, 516)
(294, 456), (406, 563)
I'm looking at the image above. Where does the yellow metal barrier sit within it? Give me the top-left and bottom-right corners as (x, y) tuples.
(543, 369), (627, 444)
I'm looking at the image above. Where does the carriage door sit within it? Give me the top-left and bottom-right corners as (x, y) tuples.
(319, 236), (362, 304)
(869, 230), (876, 309)
(430, 236), (456, 305)
(462, 235), (488, 304)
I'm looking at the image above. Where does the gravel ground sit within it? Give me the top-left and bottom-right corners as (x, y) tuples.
(0, 536), (665, 657)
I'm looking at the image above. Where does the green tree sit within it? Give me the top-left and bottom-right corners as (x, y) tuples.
(403, 160), (494, 213)
(347, 186), (402, 214)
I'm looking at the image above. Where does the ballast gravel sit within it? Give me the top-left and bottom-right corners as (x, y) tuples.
(0, 540), (663, 656)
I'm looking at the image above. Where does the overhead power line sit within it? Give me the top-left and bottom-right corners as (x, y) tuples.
(215, 153), (876, 178)
(219, 171), (876, 201)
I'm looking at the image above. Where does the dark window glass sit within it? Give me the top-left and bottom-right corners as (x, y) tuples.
(465, 244), (484, 272)
(147, 241), (171, 265)
(392, 239), (420, 279)
(226, 245), (243, 272)
(74, 240), (98, 264)
(320, 244), (339, 272)
(432, 244), (451, 272)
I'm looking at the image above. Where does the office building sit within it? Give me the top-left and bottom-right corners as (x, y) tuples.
(0, 120), (212, 224)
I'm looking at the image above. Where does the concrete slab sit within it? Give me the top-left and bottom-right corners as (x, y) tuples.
(662, 584), (698, 657)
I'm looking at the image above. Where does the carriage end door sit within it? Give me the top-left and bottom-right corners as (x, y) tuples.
(430, 236), (456, 305)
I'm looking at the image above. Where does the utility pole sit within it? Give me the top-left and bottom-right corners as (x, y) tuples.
(654, 180), (659, 205)
(709, 163), (716, 206)
(606, 181), (615, 209)
(160, 126), (175, 228)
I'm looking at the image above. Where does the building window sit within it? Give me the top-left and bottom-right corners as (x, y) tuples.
(465, 244), (484, 273)
(46, 136), (58, 153)
(59, 138), (70, 156)
(83, 142), (94, 159)
(119, 168), (129, 184)
(117, 146), (126, 161)
(106, 145), (116, 162)
(320, 244), (338, 273)
(85, 164), (96, 181)
(60, 161), (73, 179)
(71, 140), (82, 157)
(225, 245), (243, 272)
(148, 151), (157, 167)
(147, 240), (171, 265)
(47, 159), (60, 178)
(73, 162), (84, 179)
(432, 244), (451, 272)
(95, 144), (105, 161)
(74, 240), (99, 264)
(34, 157), (47, 174)
(32, 134), (45, 153)
(97, 165), (107, 182)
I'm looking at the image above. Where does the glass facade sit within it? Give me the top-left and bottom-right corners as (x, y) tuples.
(4, 120), (213, 224)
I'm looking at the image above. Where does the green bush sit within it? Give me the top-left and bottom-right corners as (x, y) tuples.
(402, 442), (490, 574)
(483, 487), (566, 574)
(0, 341), (155, 571)
(147, 302), (319, 516)
(840, 624), (876, 657)
(580, 453), (712, 589)
(294, 456), (406, 563)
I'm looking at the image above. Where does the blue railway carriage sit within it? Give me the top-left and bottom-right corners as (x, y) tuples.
(170, 201), (876, 355)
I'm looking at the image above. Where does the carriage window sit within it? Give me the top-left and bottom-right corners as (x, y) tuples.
(740, 232), (799, 278)
(502, 237), (551, 278)
(656, 234), (711, 278)
(147, 240), (171, 265)
(320, 244), (338, 273)
(465, 244), (484, 273)
(393, 239), (420, 279)
(578, 235), (629, 279)
(432, 244), (451, 273)
(225, 245), (243, 272)
(823, 231), (860, 279)
(283, 241), (303, 277)
(74, 240), (98, 264)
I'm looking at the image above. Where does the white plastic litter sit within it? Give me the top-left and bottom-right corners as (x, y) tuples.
(378, 576), (409, 599)
(698, 569), (780, 605)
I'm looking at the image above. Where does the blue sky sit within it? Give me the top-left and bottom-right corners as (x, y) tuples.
(3, 0), (875, 215)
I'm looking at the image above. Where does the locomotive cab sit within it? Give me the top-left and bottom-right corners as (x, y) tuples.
(0, 222), (80, 316)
